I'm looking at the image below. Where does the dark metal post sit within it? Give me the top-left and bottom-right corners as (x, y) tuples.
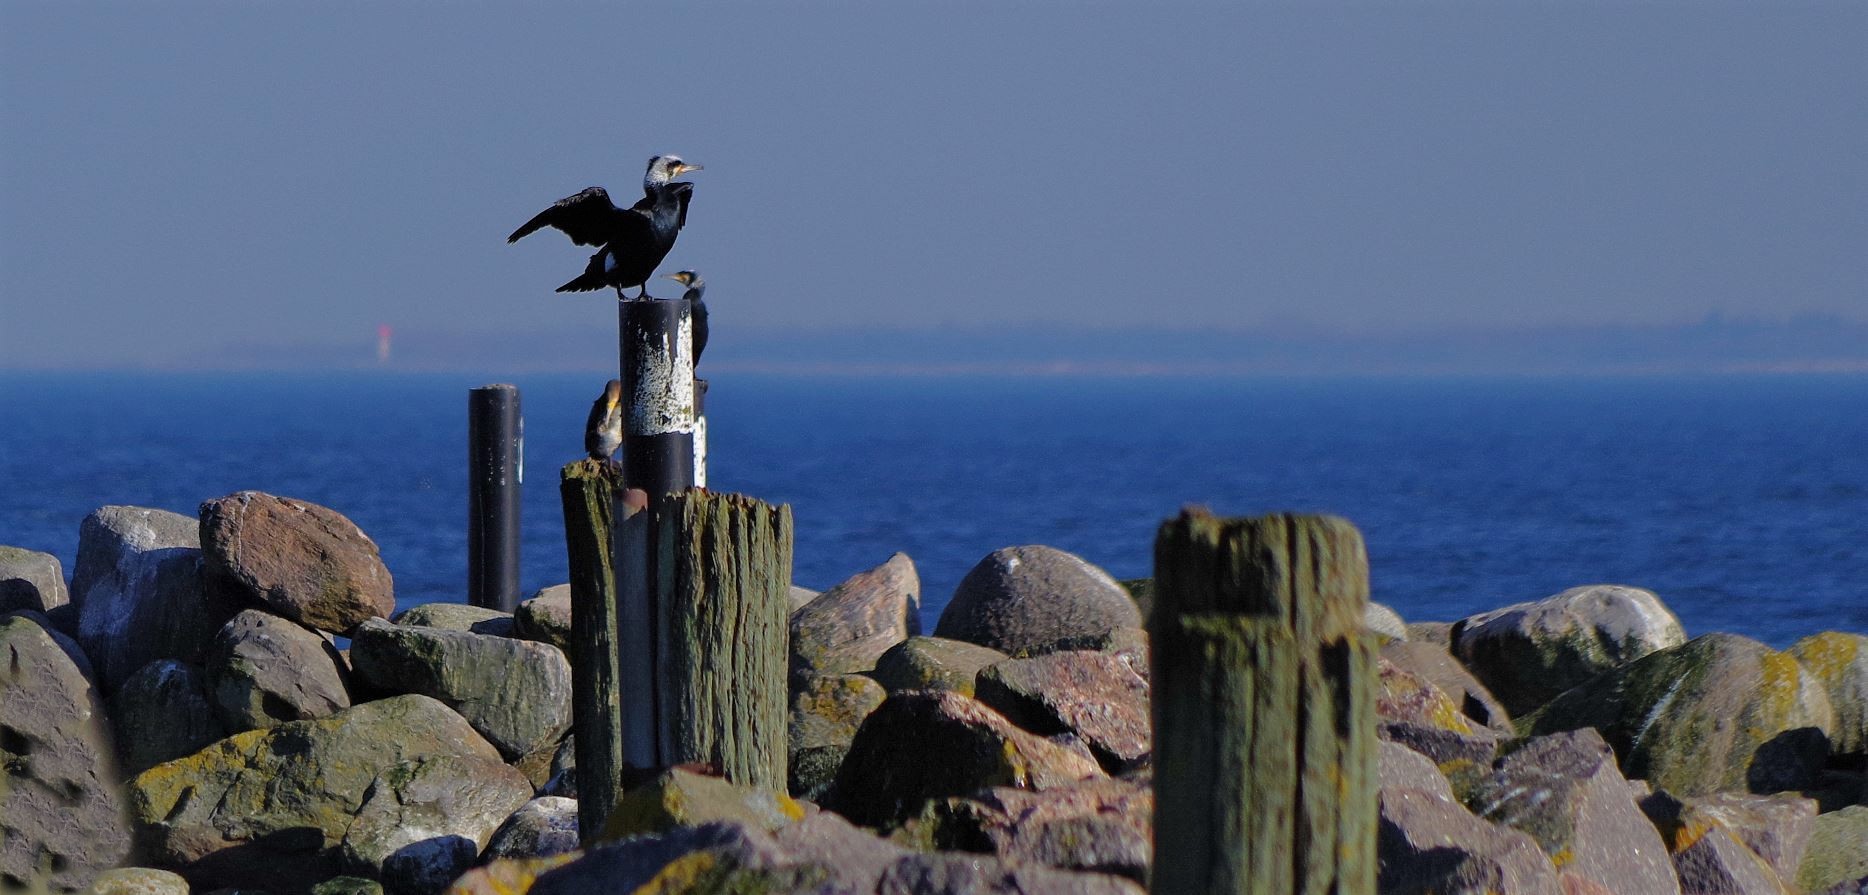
(615, 298), (696, 773)
(468, 383), (522, 611)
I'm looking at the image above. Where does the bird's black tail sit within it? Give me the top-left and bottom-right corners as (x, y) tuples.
(556, 253), (608, 293)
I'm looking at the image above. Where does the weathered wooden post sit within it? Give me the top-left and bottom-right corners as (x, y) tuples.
(558, 458), (623, 839)
(1150, 509), (1377, 895)
(468, 383), (522, 611)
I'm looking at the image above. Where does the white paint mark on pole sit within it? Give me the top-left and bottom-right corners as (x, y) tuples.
(625, 310), (696, 436)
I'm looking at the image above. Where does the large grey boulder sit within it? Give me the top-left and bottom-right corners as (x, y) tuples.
(483, 797), (580, 862)
(109, 659), (227, 776)
(1377, 658), (1503, 765)
(86, 867), (190, 895)
(935, 546), (1140, 655)
(204, 608), (351, 732)
(1381, 639), (1513, 733)
(0, 545), (68, 613)
(1671, 827), (1793, 895)
(70, 505), (239, 691)
(823, 689), (1103, 828)
(1797, 806), (1868, 895)
(128, 694), (502, 892)
(396, 602), (515, 637)
(871, 636), (1009, 696)
(0, 616), (131, 892)
(513, 585), (571, 649)
(597, 766), (807, 842)
(199, 491), (394, 634)
(1452, 584), (1686, 716)
(1530, 633), (1835, 796)
(788, 672), (888, 800)
(974, 650), (1151, 772)
(338, 754), (535, 895)
(349, 618), (573, 759)
(1461, 728), (1679, 895)
(1642, 790), (1815, 886)
(1788, 631), (1868, 757)
(922, 776), (1153, 883)
(789, 552), (920, 685)
(1378, 786), (1562, 895)
(876, 852), (1142, 894)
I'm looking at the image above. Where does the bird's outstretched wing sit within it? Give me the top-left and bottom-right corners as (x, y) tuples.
(669, 182), (695, 231)
(508, 187), (626, 246)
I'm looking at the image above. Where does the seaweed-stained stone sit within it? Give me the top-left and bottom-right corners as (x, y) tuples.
(71, 505), (237, 691)
(1382, 639), (1514, 733)
(1796, 807), (1868, 895)
(314, 877), (387, 895)
(871, 636), (1009, 696)
(396, 602), (516, 637)
(823, 689), (1103, 828)
(349, 617), (573, 759)
(205, 608), (351, 732)
(1463, 728), (1680, 895)
(1452, 584), (1686, 716)
(110, 659), (227, 776)
(1672, 827), (1793, 895)
(1530, 633), (1835, 797)
(0, 617), (131, 892)
(1643, 791), (1815, 885)
(128, 694), (501, 892)
(0, 545), (67, 612)
(1378, 787), (1563, 895)
(973, 650), (1151, 773)
(788, 672), (888, 799)
(514, 584), (571, 649)
(599, 766), (807, 841)
(339, 754), (535, 895)
(935, 545), (1140, 655)
(483, 797), (580, 862)
(199, 491), (394, 634)
(1788, 631), (1868, 756)
(789, 552), (920, 685)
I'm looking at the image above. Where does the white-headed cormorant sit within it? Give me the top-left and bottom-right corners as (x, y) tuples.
(585, 379), (624, 464)
(508, 155), (701, 300)
(665, 270), (707, 367)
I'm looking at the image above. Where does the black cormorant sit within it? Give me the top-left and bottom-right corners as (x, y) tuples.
(585, 379), (623, 464)
(508, 155), (701, 300)
(666, 270), (708, 367)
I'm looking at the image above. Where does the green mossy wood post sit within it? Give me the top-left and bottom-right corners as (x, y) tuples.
(559, 457), (624, 840)
(650, 489), (793, 790)
(1150, 510), (1378, 895)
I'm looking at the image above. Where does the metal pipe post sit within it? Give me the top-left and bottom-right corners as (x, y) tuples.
(468, 383), (523, 611)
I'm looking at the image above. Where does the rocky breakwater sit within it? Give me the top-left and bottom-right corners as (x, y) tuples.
(9, 496), (1868, 894)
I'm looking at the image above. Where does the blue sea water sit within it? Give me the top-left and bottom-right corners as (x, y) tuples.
(2, 372), (1864, 648)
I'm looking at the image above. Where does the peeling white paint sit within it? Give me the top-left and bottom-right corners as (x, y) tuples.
(693, 415), (708, 488)
(625, 310), (696, 436)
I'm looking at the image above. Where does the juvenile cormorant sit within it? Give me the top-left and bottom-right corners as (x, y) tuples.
(508, 155), (701, 300)
(665, 270), (708, 367)
(585, 379), (623, 464)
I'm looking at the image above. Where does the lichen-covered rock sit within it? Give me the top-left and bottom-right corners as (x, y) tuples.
(770, 812), (911, 892)
(514, 585), (571, 649)
(128, 694), (502, 892)
(1461, 728), (1679, 895)
(1672, 827), (1792, 895)
(338, 754), (535, 895)
(1452, 584), (1686, 716)
(0, 545), (67, 613)
(205, 608), (351, 732)
(788, 585), (821, 614)
(918, 776), (1152, 883)
(1529, 633), (1835, 797)
(349, 617), (573, 759)
(86, 867), (190, 895)
(935, 546), (1140, 655)
(529, 822), (821, 895)
(1377, 786), (1562, 895)
(1788, 631), (1868, 756)
(789, 553), (920, 685)
(110, 659), (227, 776)
(1797, 807), (1868, 895)
(788, 672), (887, 799)
(1642, 790), (1815, 885)
(199, 491), (394, 634)
(871, 636), (1008, 696)
(396, 602), (516, 637)
(484, 797), (580, 862)
(1381, 639), (1513, 733)
(71, 505), (238, 691)
(313, 877), (386, 895)
(824, 689), (1103, 828)
(973, 650), (1150, 773)
(876, 852), (1143, 894)
(1379, 739), (1455, 800)
(0, 617), (131, 892)
(598, 766), (806, 842)
(445, 855), (578, 895)
(1377, 658), (1503, 765)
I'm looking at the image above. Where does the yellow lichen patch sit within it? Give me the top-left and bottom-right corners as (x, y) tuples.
(1550, 846), (1575, 868)
(443, 853), (577, 895)
(634, 851), (723, 894)
(1790, 632), (1860, 683)
(775, 793), (806, 822)
(1756, 650), (1804, 716)
(129, 728), (268, 817)
(1669, 817), (1716, 854)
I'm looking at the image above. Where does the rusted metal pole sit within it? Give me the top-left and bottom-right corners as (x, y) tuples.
(467, 383), (522, 611)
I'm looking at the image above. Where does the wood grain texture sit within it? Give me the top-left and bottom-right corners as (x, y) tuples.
(559, 458), (623, 839)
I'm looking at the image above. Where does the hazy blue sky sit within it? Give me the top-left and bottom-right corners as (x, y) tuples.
(2, 2), (1862, 371)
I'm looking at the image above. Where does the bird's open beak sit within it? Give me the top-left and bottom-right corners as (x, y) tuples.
(663, 273), (689, 284)
(671, 163), (703, 176)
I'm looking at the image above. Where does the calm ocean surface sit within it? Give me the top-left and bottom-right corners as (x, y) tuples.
(2, 372), (1864, 647)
